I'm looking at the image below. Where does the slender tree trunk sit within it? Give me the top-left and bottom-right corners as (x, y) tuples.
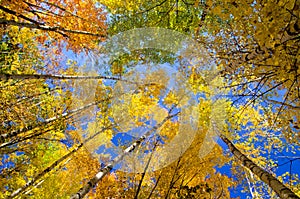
(165, 157), (182, 199)
(134, 142), (158, 199)
(7, 143), (83, 199)
(147, 171), (162, 199)
(0, 126), (54, 149)
(7, 124), (114, 198)
(70, 112), (179, 199)
(220, 134), (300, 199)
(0, 73), (123, 81)
(13, 87), (60, 105)
(0, 98), (110, 143)
(0, 19), (105, 37)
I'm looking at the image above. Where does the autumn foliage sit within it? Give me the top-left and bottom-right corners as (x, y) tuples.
(0, 0), (300, 198)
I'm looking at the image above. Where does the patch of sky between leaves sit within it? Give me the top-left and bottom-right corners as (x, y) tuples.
(59, 29), (216, 174)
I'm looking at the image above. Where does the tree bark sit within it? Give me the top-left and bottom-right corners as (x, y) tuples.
(0, 5), (43, 25)
(220, 134), (300, 199)
(0, 73), (122, 81)
(0, 19), (105, 37)
(70, 112), (179, 199)
(0, 98), (110, 143)
(7, 124), (114, 198)
(7, 143), (83, 199)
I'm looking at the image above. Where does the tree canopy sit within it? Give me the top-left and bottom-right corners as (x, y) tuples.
(0, 0), (299, 198)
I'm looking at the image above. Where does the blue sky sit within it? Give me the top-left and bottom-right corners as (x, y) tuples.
(38, 35), (300, 198)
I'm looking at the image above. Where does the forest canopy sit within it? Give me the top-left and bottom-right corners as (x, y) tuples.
(0, 0), (299, 198)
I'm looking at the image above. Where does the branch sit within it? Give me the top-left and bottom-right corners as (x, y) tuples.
(0, 97), (112, 143)
(147, 171), (163, 199)
(134, 142), (158, 199)
(8, 144), (83, 198)
(136, 0), (168, 14)
(0, 73), (125, 81)
(0, 19), (105, 37)
(70, 111), (180, 199)
(0, 5), (44, 25)
(266, 99), (300, 110)
(7, 124), (114, 198)
(220, 134), (300, 199)
(165, 157), (182, 199)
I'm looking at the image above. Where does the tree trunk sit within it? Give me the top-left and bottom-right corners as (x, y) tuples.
(70, 112), (179, 199)
(1, 19), (104, 37)
(220, 134), (300, 199)
(7, 124), (114, 198)
(0, 73), (122, 81)
(8, 143), (83, 199)
(0, 98), (110, 143)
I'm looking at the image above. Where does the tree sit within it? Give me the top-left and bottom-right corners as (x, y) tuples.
(1, 0), (300, 198)
(0, 0), (107, 52)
